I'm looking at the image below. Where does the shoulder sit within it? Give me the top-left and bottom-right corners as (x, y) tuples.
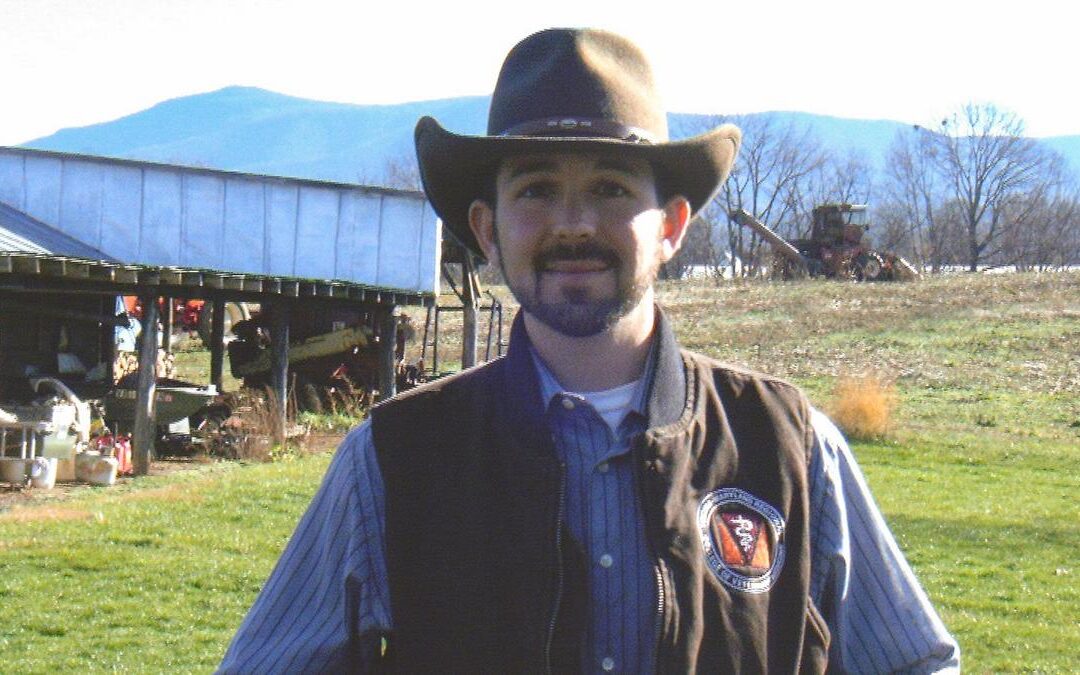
(371, 356), (506, 418)
(681, 349), (815, 453)
(682, 348), (809, 406)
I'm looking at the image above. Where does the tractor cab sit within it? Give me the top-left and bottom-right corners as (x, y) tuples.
(811, 203), (869, 247)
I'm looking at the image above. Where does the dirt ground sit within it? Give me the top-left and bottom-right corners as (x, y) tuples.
(0, 431), (343, 513)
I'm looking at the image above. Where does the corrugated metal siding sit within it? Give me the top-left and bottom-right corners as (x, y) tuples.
(0, 146), (440, 295)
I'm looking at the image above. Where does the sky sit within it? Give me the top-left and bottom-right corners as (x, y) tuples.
(3, 0), (1076, 146)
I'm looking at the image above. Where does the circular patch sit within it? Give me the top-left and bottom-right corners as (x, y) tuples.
(697, 487), (785, 593)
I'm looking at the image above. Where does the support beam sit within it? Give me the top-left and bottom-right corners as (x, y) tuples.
(377, 305), (399, 401)
(209, 297), (226, 391)
(132, 295), (159, 476)
(100, 296), (116, 386)
(461, 254), (480, 369)
(161, 297), (173, 355)
(270, 302), (291, 445)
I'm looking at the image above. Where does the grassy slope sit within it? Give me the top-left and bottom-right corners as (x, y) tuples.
(1, 272), (1077, 672)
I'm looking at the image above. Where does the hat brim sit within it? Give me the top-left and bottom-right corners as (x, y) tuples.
(414, 116), (741, 259)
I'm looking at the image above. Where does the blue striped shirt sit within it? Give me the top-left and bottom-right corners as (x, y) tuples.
(220, 364), (960, 673)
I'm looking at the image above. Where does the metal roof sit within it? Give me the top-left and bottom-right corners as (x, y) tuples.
(0, 146), (440, 298)
(0, 201), (116, 260)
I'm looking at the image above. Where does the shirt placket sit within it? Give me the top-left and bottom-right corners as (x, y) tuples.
(549, 393), (654, 674)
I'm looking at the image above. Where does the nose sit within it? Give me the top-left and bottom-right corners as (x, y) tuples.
(550, 192), (597, 241)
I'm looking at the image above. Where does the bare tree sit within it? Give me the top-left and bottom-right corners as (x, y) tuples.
(358, 155), (423, 191)
(999, 178), (1080, 271)
(674, 114), (825, 278)
(660, 213), (720, 280)
(927, 104), (1060, 271)
(382, 156), (422, 191)
(881, 127), (954, 271)
(803, 150), (875, 215)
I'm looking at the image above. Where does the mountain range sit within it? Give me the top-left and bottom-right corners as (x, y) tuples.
(18, 86), (1080, 187)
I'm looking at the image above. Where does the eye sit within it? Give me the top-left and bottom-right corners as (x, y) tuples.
(592, 180), (632, 198)
(516, 180), (557, 199)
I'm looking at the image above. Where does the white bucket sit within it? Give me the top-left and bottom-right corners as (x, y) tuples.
(75, 451), (118, 486)
(0, 457), (28, 484)
(29, 457), (57, 489)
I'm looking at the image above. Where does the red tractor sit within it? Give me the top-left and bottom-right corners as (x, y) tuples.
(732, 204), (919, 281)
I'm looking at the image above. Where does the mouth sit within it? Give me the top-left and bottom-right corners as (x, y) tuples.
(535, 244), (619, 276)
(543, 258), (612, 274)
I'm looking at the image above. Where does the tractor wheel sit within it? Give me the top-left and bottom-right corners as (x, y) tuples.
(198, 302), (252, 348)
(855, 253), (885, 281)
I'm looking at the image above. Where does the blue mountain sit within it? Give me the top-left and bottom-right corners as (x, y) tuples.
(19, 86), (1080, 185)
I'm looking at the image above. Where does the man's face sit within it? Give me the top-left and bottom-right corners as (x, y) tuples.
(468, 152), (690, 337)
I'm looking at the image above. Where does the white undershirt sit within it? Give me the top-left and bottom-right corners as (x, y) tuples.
(575, 379), (641, 434)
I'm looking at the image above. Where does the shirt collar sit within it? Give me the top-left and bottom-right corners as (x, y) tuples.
(502, 306), (687, 436)
(532, 348), (645, 407)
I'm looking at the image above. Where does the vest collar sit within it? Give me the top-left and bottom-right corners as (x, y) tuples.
(502, 307), (688, 434)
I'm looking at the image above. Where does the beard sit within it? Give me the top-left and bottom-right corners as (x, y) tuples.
(497, 237), (659, 338)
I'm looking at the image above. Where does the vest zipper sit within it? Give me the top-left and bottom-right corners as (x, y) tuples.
(544, 462), (567, 675)
(654, 557), (668, 667)
(635, 445), (668, 671)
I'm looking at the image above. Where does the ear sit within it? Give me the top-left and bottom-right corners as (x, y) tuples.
(658, 195), (692, 263)
(468, 199), (499, 266)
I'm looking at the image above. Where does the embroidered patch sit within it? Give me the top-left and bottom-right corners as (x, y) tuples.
(697, 488), (785, 593)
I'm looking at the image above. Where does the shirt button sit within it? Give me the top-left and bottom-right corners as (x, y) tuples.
(561, 397), (575, 411)
(599, 553), (613, 568)
(597, 461), (610, 473)
(602, 657), (615, 671)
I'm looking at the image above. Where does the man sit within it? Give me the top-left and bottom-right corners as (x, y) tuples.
(220, 28), (959, 673)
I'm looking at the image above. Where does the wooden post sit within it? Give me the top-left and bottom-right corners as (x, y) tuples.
(132, 295), (159, 476)
(377, 305), (399, 401)
(209, 297), (226, 391)
(461, 255), (480, 369)
(161, 297), (173, 355)
(101, 296), (116, 385)
(270, 302), (290, 445)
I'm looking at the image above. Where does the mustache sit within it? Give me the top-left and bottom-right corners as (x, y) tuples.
(534, 242), (620, 270)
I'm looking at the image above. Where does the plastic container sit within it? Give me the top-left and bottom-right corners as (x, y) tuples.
(75, 451), (118, 486)
(0, 457), (28, 484)
(29, 457), (57, 489)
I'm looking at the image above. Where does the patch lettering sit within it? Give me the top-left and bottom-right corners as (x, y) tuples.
(698, 488), (785, 593)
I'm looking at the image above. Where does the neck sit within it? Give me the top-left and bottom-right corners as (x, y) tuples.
(524, 290), (656, 392)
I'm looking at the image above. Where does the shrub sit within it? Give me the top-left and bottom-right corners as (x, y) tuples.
(829, 375), (896, 440)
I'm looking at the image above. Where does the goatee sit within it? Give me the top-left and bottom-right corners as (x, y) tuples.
(499, 239), (657, 338)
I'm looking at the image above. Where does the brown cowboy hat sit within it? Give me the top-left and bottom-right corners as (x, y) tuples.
(414, 27), (741, 258)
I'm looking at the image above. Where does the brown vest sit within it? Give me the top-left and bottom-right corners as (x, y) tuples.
(371, 311), (830, 673)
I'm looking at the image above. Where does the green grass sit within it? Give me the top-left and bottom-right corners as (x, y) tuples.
(0, 458), (332, 672)
(1, 271), (1078, 671)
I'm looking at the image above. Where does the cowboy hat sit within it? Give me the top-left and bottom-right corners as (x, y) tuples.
(414, 27), (741, 257)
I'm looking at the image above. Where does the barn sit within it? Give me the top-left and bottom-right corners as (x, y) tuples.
(0, 145), (440, 475)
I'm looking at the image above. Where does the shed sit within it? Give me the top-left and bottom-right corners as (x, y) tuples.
(0, 146), (440, 474)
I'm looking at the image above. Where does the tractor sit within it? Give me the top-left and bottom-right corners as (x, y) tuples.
(731, 204), (919, 281)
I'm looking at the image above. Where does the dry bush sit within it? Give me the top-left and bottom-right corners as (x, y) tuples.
(324, 378), (374, 419)
(828, 375), (897, 440)
(206, 387), (307, 461)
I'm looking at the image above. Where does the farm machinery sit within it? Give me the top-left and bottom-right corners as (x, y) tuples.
(124, 296), (253, 348)
(731, 204), (919, 281)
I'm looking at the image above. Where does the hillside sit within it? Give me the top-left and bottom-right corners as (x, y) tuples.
(21, 86), (1080, 185)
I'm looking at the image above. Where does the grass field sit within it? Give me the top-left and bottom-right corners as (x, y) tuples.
(1, 271), (1078, 672)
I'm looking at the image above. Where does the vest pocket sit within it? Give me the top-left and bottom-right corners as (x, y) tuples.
(801, 598), (831, 673)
